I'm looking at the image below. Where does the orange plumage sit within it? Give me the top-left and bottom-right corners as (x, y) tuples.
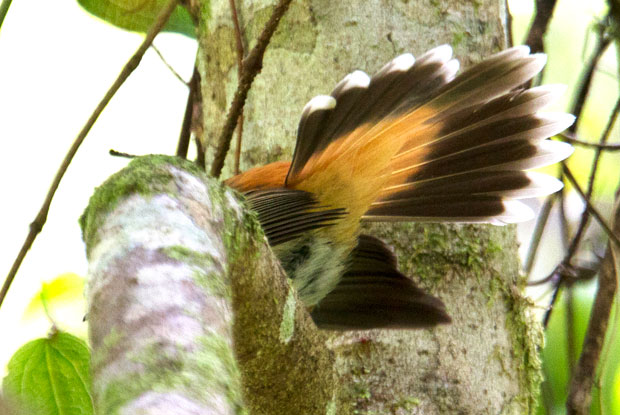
(224, 45), (574, 330)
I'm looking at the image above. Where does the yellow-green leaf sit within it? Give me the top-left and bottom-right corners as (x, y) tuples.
(77, 0), (197, 38)
(24, 273), (85, 319)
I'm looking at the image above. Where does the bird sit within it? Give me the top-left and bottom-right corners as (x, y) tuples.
(224, 45), (575, 330)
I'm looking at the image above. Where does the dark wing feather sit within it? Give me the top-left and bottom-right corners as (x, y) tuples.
(311, 235), (450, 330)
(284, 45), (573, 225)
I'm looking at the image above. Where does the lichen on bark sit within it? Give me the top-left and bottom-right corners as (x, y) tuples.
(82, 155), (338, 414)
(82, 155), (252, 413)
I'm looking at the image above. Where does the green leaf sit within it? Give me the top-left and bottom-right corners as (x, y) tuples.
(77, 0), (196, 38)
(2, 332), (93, 415)
(538, 282), (620, 415)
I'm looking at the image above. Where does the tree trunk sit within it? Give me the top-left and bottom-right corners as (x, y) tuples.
(196, 0), (543, 414)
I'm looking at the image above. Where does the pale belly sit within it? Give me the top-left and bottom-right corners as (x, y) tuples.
(272, 233), (351, 306)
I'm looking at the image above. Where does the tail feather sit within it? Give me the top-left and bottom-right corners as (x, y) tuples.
(364, 195), (534, 224)
(427, 48), (546, 115)
(389, 112), (574, 175)
(287, 45), (458, 185)
(395, 84), (567, 158)
(379, 171), (563, 201)
(376, 139), (572, 219)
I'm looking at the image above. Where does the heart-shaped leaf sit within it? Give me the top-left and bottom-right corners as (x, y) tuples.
(2, 332), (93, 415)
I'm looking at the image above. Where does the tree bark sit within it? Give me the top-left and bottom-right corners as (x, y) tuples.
(81, 156), (336, 414)
(196, 0), (543, 414)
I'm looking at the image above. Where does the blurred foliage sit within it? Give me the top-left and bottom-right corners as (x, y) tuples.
(512, 0), (620, 413)
(513, 0), (620, 199)
(77, 0), (196, 38)
(538, 283), (620, 414)
(2, 332), (93, 415)
(22, 273), (88, 338)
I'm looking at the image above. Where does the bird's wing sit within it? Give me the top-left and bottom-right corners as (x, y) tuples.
(311, 234), (450, 329)
(244, 188), (346, 246)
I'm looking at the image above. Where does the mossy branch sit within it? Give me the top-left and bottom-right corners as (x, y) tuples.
(81, 155), (334, 414)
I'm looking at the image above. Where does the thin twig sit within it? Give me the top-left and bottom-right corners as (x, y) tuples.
(567, 194), (619, 414)
(0, 0), (180, 309)
(233, 113), (245, 175)
(524, 193), (557, 276)
(230, 0), (246, 175)
(524, 0), (559, 54)
(565, 95), (620, 260)
(196, 135), (206, 169)
(569, 31), (611, 134)
(560, 131), (620, 151)
(210, 0), (294, 178)
(566, 287), (576, 374)
(0, 0), (12, 31)
(109, 149), (138, 159)
(563, 166), (620, 250)
(176, 64), (199, 159)
(151, 43), (189, 85)
(559, 188), (570, 251)
(505, 0), (514, 48)
(543, 277), (562, 326)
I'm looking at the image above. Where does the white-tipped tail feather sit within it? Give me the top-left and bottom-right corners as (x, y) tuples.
(302, 95), (336, 113)
(491, 201), (535, 225)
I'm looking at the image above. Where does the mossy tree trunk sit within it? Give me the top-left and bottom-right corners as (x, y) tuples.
(196, 0), (542, 414)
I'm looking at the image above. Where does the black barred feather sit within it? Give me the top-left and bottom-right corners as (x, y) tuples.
(371, 139), (572, 223)
(427, 46), (546, 115)
(245, 189), (346, 245)
(365, 195), (529, 224)
(380, 171), (561, 201)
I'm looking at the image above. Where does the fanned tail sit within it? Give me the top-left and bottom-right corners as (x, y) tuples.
(285, 45), (574, 228)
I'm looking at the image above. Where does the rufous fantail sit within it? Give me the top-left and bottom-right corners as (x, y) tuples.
(225, 45), (574, 330)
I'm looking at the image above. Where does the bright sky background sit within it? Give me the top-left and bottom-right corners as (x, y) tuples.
(0, 0), (614, 377)
(0, 0), (197, 371)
